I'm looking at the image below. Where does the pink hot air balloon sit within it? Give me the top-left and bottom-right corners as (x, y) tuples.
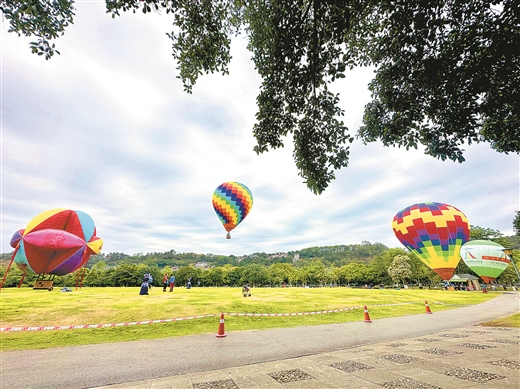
(1, 209), (103, 289)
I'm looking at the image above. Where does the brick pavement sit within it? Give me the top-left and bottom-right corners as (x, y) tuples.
(92, 324), (519, 389)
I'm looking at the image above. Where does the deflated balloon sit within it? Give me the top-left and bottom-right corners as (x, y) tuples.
(10, 208), (103, 276)
(392, 202), (470, 281)
(212, 182), (253, 239)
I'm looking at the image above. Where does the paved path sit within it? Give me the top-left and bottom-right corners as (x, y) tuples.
(1, 293), (518, 389)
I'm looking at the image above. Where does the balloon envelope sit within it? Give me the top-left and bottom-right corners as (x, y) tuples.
(392, 202), (470, 280)
(460, 240), (510, 283)
(10, 208), (103, 275)
(212, 182), (253, 238)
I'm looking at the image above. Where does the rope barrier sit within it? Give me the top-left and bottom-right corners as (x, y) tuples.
(3, 297), (516, 332)
(0, 301), (439, 332)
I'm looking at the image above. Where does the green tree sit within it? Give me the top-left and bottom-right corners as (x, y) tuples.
(84, 261), (108, 287)
(112, 263), (141, 287)
(496, 263), (519, 286)
(226, 266), (244, 287)
(304, 261), (327, 285)
(0, 266), (25, 288)
(469, 225), (503, 241)
(513, 212), (520, 236)
(358, 1), (520, 163)
(269, 263), (294, 285)
(174, 266), (200, 287)
(369, 248), (407, 285)
(339, 262), (365, 286)
(5, 1), (518, 194)
(325, 264), (338, 285)
(469, 225), (513, 248)
(387, 255), (412, 287)
(407, 254), (436, 285)
(289, 266), (309, 287)
(241, 264), (270, 287)
(206, 267), (227, 287)
(1, 0), (75, 59)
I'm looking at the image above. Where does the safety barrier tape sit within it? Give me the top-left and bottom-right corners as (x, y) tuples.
(2, 298), (515, 332)
(0, 314), (217, 332)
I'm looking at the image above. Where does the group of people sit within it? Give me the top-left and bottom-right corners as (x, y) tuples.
(163, 274), (176, 292)
(140, 273), (195, 295)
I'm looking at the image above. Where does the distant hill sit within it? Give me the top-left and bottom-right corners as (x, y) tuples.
(79, 241), (389, 269)
(0, 241), (389, 269)
(2, 236), (518, 270)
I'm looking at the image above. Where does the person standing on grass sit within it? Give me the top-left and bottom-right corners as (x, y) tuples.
(139, 274), (149, 295)
(163, 274), (169, 292)
(169, 275), (175, 292)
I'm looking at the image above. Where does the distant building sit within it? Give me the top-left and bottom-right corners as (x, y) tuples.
(293, 253), (300, 262)
(195, 262), (209, 269)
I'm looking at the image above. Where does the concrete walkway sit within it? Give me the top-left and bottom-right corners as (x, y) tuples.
(1, 293), (519, 389)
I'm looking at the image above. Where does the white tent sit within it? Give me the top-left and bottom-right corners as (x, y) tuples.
(449, 274), (481, 290)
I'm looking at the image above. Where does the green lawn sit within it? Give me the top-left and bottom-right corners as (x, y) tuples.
(0, 286), (500, 352)
(480, 312), (520, 328)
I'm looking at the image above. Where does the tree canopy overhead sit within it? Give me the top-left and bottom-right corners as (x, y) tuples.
(3, 0), (519, 193)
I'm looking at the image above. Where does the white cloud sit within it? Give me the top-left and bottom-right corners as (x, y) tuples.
(1, 3), (518, 257)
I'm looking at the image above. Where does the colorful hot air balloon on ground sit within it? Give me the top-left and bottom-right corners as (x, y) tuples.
(212, 182), (253, 239)
(0, 209), (103, 289)
(392, 202), (470, 281)
(460, 240), (510, 284)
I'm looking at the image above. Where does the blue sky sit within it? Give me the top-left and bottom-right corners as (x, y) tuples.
(1, 2), (518, 257)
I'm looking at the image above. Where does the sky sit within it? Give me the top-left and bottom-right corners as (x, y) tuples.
(1, 2), (519, 257)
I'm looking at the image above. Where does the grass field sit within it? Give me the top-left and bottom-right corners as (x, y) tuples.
(0, 286), (505, 352)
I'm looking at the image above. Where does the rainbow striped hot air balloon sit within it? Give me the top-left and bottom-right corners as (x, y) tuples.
(10, 208), (103, 276)
(212, 182), (253, 239)
(392, 202), (470, 281)
(460, 240), (510, 284)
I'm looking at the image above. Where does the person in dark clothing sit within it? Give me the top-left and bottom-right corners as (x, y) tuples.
(140, 273), (150, 295)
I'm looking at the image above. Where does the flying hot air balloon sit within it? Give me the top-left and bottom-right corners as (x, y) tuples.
(212, 182), (253, 239)
(0, 209), (103, 289)
(460, 240), (510, 284)
(392, 202), (470, 281)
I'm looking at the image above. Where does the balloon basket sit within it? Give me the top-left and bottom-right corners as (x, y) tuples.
(33, 274), (55, 290)
(33, 280), (54, 291)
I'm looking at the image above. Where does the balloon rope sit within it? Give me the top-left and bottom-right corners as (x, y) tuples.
(17, 270), (26, 288)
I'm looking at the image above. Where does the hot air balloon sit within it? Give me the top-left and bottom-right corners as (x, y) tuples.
(392, 202), (470, 281)
(460, 240), (510, 284)
(212, 182), (253, 239)
(0, 209), (103, 289)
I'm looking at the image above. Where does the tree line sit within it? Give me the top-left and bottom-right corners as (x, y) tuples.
(1, 242), (518, 289)
(1, 227), (518, 289)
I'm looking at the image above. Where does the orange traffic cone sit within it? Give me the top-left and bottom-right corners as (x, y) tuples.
(363, 305), (372, 323)
(425, 300), (433, 314)
(216, 313), (226, 337)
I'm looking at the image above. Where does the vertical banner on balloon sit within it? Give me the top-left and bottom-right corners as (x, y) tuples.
(392, 202), (470, 281)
